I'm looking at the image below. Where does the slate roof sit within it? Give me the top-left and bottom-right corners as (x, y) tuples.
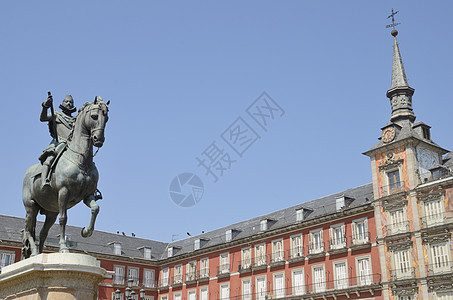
(0, 183), (374, 262)
(443, 151), (453, 169)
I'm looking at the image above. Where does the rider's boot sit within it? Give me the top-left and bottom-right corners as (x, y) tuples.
(41, 164), (51, 190)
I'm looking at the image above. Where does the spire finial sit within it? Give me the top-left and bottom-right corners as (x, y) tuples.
(386, 8), (401, 37)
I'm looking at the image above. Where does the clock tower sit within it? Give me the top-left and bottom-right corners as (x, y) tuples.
(364, 28), (450, 299)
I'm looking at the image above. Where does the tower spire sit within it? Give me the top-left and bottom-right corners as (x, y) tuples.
(385, 12), (416, 123)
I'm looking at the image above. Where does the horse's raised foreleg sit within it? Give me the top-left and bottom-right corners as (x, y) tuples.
(58, 187), (70, 253)
(38, 211), (58, 254)
(23, 197), (39, 258)
(81, 195), (99, 238)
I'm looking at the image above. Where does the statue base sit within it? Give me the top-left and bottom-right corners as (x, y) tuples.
(0, 253), (111, 300)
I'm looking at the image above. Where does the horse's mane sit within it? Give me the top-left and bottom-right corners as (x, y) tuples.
(66, 101), (108, 142)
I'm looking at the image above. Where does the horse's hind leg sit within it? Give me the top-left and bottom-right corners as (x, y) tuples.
(38, 211), (58, 254)
(81, 195), (99, 238)
(23, 197), (39, 258)
(58, 187), (70, 253)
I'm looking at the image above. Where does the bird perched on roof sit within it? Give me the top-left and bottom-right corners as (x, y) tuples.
(187, 232), (191, 236)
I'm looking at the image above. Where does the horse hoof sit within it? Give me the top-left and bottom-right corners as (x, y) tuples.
(81, 227), (92, 238)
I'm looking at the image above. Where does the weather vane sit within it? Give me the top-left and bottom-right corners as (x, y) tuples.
(386, 8), (401, 32)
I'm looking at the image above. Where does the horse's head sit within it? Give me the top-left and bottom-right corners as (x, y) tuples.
(80, 96), (110, 148)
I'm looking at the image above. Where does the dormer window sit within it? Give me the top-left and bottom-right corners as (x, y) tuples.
(194, 239), (201, 250)
(422, 127), (430, 140)
(226, 230), (232, 241)
(168, 247), (173, 258)
(144, 247), (151, 259)
(260, 219), (268, 231)
(296, 209), (303, 221)
(336, 196), (345, 210)
(114, 243), (121, 255)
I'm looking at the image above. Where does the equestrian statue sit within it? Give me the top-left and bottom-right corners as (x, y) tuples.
(22, 92), (109, 258)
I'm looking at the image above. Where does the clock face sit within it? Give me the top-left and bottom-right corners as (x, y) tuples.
(382, 127), (396, 143)
(417, 147), (438, 172)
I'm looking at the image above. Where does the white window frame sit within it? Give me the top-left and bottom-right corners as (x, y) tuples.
(200, 287), (209, 300)
(160, 296), (168, 300)
(187, 289), (196, 300)
(356, 256), (372, 286)
(127, 266), (139, 286)
(423, 197), (446, 227)
(255, 243), (267, 266)
(200, 257), (209, 278)
(113, 265), (125, 285)
(291, 268), (304, 296)
(173, 292), (182, 300)
(220, 282), (230, 300)
(143, 268), (155, 288)
(194, 239), (201, 250)
(333, 260), (348, 289)
(272, 238), (284, 262)
(241, 246), (252, 269)
(167, 247), (173, 258)
(242, 277), (252, 300)
(329, 223), (346, 250)
(219, 252), (230, 274)
(296, 209), (303, 221)
(309, 228), (324, 254)
(273, 272), (285, 298)
(392, 248), (412, 279)
(174, 264), (183, 284)
(383, 166), (404, 196)
(143, 247), (152, 259)
(312, 264), (325, 293)
(352, 217), (369, 245)
(114, 242), (122, 255)
(186, 260), (197, 281)
(388, 208), (408, 235)
(161, 267), (169, 287)
(260, 219), (268, 231)
(430, 242), (451, 274)
(0, 250), (15, 272)
(290, 233), (303, 258)
(256, 275), (267, 300)
(226, 229), (233, 241)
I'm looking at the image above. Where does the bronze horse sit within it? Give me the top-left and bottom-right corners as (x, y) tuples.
(22, 98), (109, 258)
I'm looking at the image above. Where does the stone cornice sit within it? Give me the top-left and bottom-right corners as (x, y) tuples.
(422, 231), (451, 244)
(379, 158), (404, 172)
(382, 198), (408, 211)
(387, 240), (413, 251)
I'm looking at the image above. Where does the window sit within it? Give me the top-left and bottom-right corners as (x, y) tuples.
(334, 261), (348, 289)
(388, 170), (402, 192)
(296, 209), (303, 221)
(260, 219), (268, 231)
(112, 292), (124, 300)
(114, 265), (125, 285)
(357, 257), (372, 286)
(200, 287), (209, 300)
(200, 258), (209, 278)
(114, 243), (122, 255)
(219, 253), (229, 274)
(256, 277), (266, 300)
(194, 239), (200, 250)
(437, 292), (453, 300)
(173, 293), (181, 300)
(274, 273), (285, 298)
(144, 296), (154, 300)
(160, 296), (168, 300)
(255, 243), (266, 266)
(330, 224), (346, 249)
(187, 290), (196, 300)
(424, 199), (444, 227)
(174, 265), (182, 284)
(143, 247), (152, 259)
(220, 283), (229, 300)
(292, 269), (304, 296)
(242, 278), (252, 300)
(186, 261), (197, 281)
(127, 267), (139, 286)
(352, 218), (368, 244)
(161, 268), (169, 287)
(167, 247), (173, 258)
(430, 243), (450, 273)
(290, 234), (303, 258)
(393, 249), (412, 279)
(309, 229), (323, 254)
(313, 265), (325, 292)
(241, 247), (251, 269)
(144, 269), (155, 288)
(272, 239), (284, 262)
(399, 296), (413, 300)
(389, 209), (407, 234)
(0, 251), (15, 273)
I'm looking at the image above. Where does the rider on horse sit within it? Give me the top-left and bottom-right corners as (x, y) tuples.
(39, 94), (77, 190)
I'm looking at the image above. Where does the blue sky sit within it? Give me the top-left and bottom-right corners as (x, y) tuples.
(1, 1), (452, 243)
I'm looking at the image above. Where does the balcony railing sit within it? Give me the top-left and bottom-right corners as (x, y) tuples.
(157, 278), (169, 289)
(220, 274), (381, 299)
(252, 256), (268, 269)
(171, 275), (183, 286)
(197, 268), (209, 280)
(269, 251), (285, 265)
(113, 274), (125, 285)
(349, 232), (370, 247)
(427, 261), (453, 276)
(217, 264), (230, 276)
(328, 236), (347, 251)
(238, 260), (252, 272)
(141, 279), (157, 289)
(385, 221), (410, 236)
(307, 241), (325, 256)
(287, 247), (304, 261)
(185, 272), (197, 283)
(421, 211), (453, 228)
(381, 180), (405, 196)
(390, 267), (416, 281)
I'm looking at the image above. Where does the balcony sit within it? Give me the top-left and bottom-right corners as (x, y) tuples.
(141, 279), (157, 290)
(216, 264), (230, 278)
(157, 278), (169, 290)
(238, 261), (252, 273)
(349, 232), (371, 250)
(306, 242), (325, 259)
(427, 261), (453, 276)
(287, 247), (304, 263)
(328, 236), (348, 254)
(390, 267), (416, 281)
(197, 268), (210, 282)
(381, 180), (405, 197)
(171, 275), (183, 287)
(113, 274), (125, 286)
(421, 211), (453, 229)
(225, 274), (381, 300)
(251, 256), (268, 271)
(385, 221), (411, 237)
(268, 251), (285, 267)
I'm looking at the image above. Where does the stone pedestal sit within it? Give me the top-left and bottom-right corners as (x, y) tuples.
(0, 253), (111, 300)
